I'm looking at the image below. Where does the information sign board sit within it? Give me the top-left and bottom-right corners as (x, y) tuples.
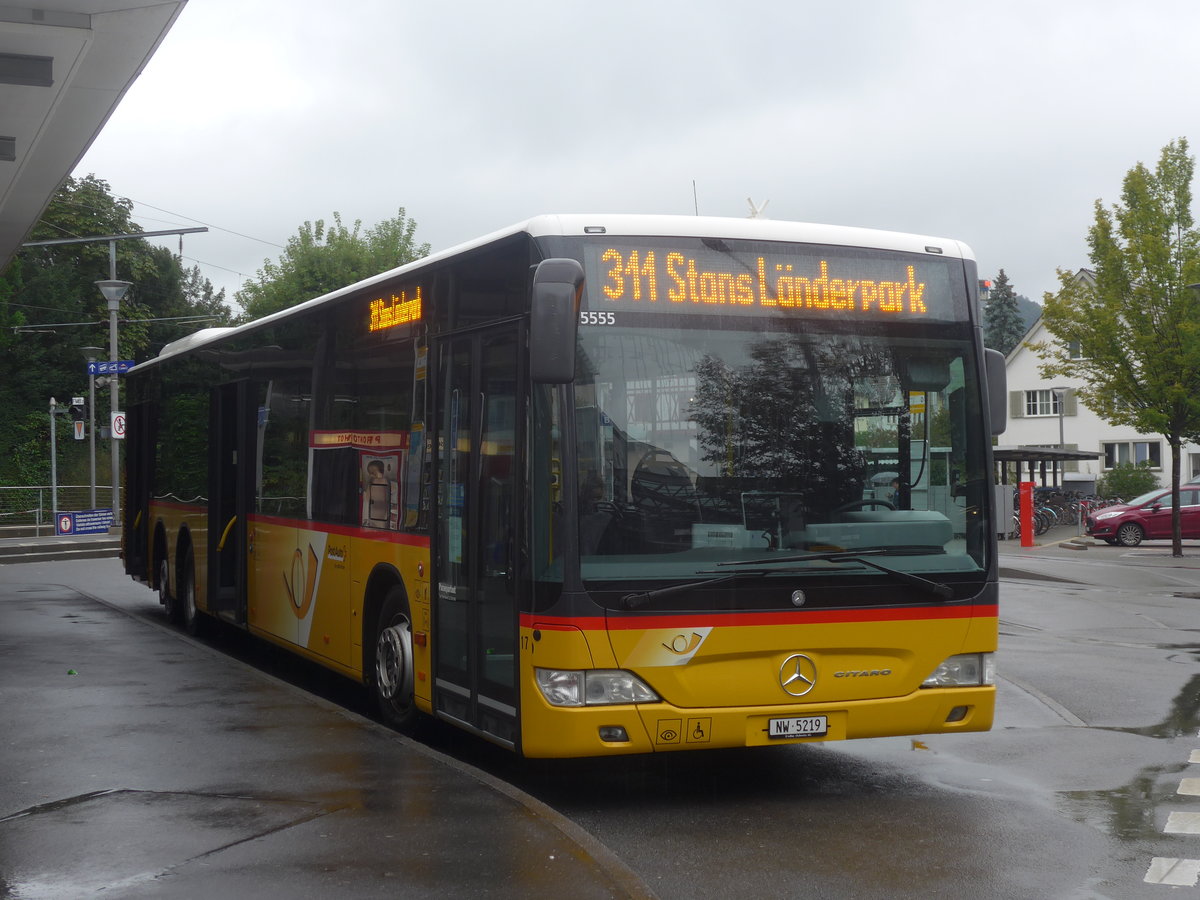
(87, 360), (135, 376)
(55, 508), (113, 535)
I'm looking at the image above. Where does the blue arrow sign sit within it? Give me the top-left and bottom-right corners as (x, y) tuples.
(87, 360), (135, 375)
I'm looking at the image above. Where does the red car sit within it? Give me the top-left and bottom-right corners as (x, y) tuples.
(1085, 487), (1200, 546)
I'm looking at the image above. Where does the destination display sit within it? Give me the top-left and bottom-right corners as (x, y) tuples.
(367, 284), (423, 333)
(582, 241), (963, 321)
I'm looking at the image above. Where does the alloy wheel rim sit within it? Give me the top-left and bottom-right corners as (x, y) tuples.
(376, 621), (413, 702)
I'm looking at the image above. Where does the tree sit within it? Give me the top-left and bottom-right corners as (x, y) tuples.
(0, 174), (229, 492)
(1033, 138), (1200, 556)
(1015, 293), (1042, 333)
(236, 210), (430, 320)
(983, 269), (1026, 355)
(1096, 462), (1158, 501)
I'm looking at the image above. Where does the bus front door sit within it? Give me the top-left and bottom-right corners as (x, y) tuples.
(208, 380), (252, 623)
(435, 326), (521, 748)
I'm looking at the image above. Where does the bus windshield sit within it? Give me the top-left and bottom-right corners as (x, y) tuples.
(571, 323), (989, 588)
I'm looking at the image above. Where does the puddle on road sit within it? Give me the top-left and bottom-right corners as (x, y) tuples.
(1061, 769), (1180, 842)
(1058, 672), (1200, 840)
(1100, 672), (1200, 741)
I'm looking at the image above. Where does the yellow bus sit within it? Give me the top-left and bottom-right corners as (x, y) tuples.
(123, 215), (1007, 758)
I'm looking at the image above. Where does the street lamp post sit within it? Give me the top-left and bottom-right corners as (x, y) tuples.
(95, 280), (131, 528)
(1052, 387), (1067, 448)
(1051, 386), (1068, 488)
(81, 346), (102, 510)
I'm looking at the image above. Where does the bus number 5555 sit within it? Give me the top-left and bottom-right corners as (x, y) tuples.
(579, 311), (616, 326)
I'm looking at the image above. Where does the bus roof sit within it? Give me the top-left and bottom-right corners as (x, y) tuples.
(524, 214), (974, 260)
(140, 214), (975, 368)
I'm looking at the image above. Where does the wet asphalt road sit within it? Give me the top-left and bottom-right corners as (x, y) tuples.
(5, 543), (1200, 898)
(0, 570), (646, 900)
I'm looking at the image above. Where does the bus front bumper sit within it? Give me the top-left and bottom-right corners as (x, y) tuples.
(518, 686), (995, 758)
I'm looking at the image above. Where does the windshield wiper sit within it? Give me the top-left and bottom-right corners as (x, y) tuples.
(621, 571), (770, 610)
(716, 551), (954, 601)
(620, 550), (953, 610)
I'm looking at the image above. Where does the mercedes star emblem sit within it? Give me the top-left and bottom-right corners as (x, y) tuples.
(779, 653), (818, 697)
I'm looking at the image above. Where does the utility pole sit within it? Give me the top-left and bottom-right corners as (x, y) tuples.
(49, 397), (60, 526)
(82, 347), (101, 509)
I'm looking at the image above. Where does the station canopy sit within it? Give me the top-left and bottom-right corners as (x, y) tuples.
(0, 1), (186, 270)
(993, 446), (1103, 486)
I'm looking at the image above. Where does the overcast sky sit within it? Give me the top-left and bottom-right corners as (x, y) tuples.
(75, 0), (1200, 309)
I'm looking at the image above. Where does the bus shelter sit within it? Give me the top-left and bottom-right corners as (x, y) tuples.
(993, 446), (1103, 489)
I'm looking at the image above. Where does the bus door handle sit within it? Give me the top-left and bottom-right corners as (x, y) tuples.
(217, 515), (238, 552)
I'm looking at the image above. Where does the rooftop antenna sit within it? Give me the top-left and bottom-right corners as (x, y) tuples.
(693, 180), (699, 215)
(747, 197), (770, 218)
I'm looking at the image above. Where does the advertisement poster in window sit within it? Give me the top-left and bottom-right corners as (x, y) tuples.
(361, 451), (402, 529)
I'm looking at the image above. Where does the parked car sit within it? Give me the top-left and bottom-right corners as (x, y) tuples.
(1085, 487), (1200, 546)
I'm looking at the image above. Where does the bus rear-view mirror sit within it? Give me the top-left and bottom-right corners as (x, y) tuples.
(530, 258), (585, 384)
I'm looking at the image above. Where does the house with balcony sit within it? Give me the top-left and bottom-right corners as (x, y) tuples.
(1000, 280), (1200, 492)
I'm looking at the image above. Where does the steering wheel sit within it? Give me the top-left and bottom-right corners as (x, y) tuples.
(832, 498), (896, 514)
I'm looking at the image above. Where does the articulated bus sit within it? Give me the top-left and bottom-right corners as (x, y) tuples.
(123, 215), (1008, 758)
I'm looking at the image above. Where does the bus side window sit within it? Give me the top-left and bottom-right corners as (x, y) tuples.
(310, 447), (359, 525)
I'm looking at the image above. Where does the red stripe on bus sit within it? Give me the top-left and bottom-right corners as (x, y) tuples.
(522, 604), (998, 631)
(146, 506), (430, 547)
(247, 514), (432, 547)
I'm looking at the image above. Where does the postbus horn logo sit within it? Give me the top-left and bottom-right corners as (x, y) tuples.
(283, 544), (319, 620)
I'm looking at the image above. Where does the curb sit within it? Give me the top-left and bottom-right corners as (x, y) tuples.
(0, 537), (121, 565)
(997, 566), (1081, 584)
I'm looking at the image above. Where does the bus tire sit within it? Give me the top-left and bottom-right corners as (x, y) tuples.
(373, 587), (419, 732)
(158, 556), (181, 623)
(180, 545), (206, 637)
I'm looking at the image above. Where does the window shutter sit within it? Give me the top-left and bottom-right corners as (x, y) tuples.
(1010, 391), (1024, 418)
(1065, 443), (1078, 473)
(1064, 389), (1078, 417)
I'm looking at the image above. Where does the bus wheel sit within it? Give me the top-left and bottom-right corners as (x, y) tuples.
(180, 546), (205, 636)
(158, 557), (180, 623)
(374, 588), (418, 731)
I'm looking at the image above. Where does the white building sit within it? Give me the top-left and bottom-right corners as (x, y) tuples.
(1001, 312), (1200, 492)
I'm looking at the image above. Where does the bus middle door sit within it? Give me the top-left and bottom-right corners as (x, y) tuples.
(208, 380), (252, 624)
(434, 324), (521, 748)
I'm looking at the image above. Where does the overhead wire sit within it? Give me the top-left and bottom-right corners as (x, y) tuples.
(127, 198), (283, 248)
(33, 194), (281, 289)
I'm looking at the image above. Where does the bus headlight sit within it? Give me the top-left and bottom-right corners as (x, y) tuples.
(535, 668), (660, 706)
(921, 653), (995, 688)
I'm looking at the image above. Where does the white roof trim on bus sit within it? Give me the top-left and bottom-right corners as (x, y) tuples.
(145, 214), (975, 367)
(157, 326), (238, 358)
